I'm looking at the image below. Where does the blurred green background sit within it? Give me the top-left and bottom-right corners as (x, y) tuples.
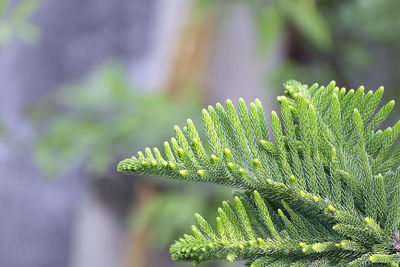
(1, 0), (400, 267)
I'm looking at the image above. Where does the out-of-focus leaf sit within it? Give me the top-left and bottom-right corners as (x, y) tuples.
(11, 0), (40, 22)
(254, 6), (284, 52)
(35, 119), (98, 176)
(280, 0), (332, 50)
(0, 0), (41, 47)
(341, 0), (400, 43)
(33, 63), (202, 178)
(0, 0), (9, 14)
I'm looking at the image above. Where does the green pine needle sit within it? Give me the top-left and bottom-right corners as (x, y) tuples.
(118, 81), (400, 266)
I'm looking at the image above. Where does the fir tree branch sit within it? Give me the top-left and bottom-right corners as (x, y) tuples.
(118, 80), (400, 266)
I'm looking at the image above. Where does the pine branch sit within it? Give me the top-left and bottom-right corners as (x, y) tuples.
(118, 80), (400, 266)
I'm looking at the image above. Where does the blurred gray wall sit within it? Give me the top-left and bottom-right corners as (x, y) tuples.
(0, 1), (154, 267)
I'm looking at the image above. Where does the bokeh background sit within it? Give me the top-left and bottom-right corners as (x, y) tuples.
(1, 0), (399, 266)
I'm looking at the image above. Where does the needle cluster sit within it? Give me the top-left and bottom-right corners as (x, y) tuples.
(118, 80), (400, 266)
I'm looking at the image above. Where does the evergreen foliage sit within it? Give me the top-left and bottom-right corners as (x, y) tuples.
(118, 80), (400, 266)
